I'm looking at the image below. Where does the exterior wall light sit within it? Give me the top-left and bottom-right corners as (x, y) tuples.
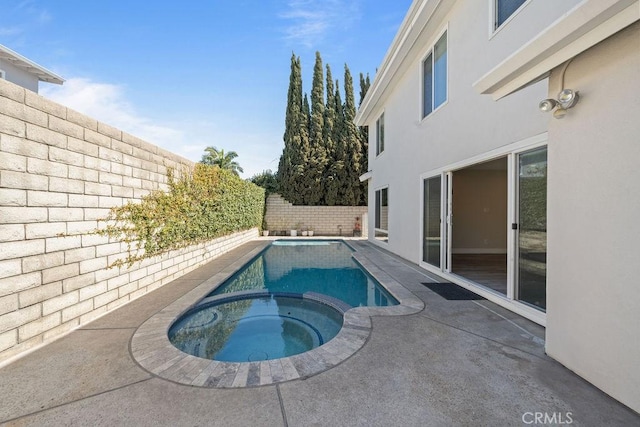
(538, 98), (558, 112)
(539, 89), (580, 119)
(557, 89), (579, 109)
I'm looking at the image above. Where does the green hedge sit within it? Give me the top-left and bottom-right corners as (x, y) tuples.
(519, 176), (547, 232)
(99, 164), (264, 267)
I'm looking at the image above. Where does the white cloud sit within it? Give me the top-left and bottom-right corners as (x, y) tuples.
(14, 0), (51, 24)
(0, 27), (23, 36)
(0, 1), (51, 47)
(41, 77), (185, 153)
(40, 78), (283, 179)
(281, 0), (361, 47)
(35, 9), (52, 24)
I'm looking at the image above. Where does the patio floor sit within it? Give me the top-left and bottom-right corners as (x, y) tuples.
(0, 239), (637, 426)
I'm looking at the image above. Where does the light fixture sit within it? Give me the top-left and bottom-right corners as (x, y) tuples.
(538, 89), (580, 119)
(557, 89), (579, 109)
(553, 108), (567, 119)
(539, 58), (580, 119)
(538, 98), (558, 112)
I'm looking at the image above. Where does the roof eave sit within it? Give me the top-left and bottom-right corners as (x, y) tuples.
(0, 44), (65, 85)
(356, 0), (444, 125)
(473, 0), (639, 100)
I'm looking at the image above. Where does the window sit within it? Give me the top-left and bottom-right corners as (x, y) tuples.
(422, 31), (447, 118)
(0, 69), (5, 79)
(376, 113), (384, 155)
(375, 187), (389, 241)
(495, 0), (527, 29)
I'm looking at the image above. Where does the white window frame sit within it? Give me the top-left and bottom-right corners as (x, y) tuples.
(420, 27), (448, 121)
(374, 186), (389, 242)
(375, 112), (385, 156)
(489, 0), (532, 37)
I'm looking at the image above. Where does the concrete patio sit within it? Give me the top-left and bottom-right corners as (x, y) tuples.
(0, 239), (637, 426)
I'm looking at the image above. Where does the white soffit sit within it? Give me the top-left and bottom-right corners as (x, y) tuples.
(474, 0), (640, 100)
(0, 44), (65, 85)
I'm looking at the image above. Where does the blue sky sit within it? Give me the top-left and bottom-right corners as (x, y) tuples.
(1, 0), (412, 178)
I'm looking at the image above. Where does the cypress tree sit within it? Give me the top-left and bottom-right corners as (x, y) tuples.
(305, 52), (328, 205)
(324, 65), (339, 205)
(278, 53), (305, 204)
(278, 53), (370, 207)
(359, 72), (370, 106)
(332, 80), (348, 205)
(324, 65), (336, 157)
(342, 65), (363, 205)
(302, 93), (311, 134)
(333, 80), (344, 159)
(277, 54), (294, 202)
(294, 92), (311, 203)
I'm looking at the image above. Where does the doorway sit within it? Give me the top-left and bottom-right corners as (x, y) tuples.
(420, 140), (547, 319)
(450, 157), (508, 295)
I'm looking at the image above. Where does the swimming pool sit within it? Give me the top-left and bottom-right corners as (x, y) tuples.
(131, 239), (424, 387)
(209, 240), (398, 307)
(169, 240), (398, 362)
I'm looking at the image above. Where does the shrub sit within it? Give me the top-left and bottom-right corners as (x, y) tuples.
(249, 169), (280, 195)
(99, 163), (264, 267)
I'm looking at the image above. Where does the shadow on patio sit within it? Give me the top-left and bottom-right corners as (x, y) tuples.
(0, 240), (637, 426)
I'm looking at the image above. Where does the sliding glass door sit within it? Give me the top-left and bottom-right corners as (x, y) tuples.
(423, 176), (441, 267)
(420, 141), (548, 319)
(516, 147), (547, 310)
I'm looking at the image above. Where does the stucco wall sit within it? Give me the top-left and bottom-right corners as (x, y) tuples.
(0, 59), (39, 93)
(264, 194), (367, 237)
(545, 21), (640, 413)
(0, 78), (258, 365)
(362, 0), (550, 262)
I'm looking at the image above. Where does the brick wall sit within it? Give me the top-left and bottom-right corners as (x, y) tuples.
(264, 194), (368, 237)
(0, 78), (258, 365)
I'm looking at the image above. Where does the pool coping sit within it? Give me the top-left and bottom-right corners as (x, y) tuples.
(129, 240), (424, 388)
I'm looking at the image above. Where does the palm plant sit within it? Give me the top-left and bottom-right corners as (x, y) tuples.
(200, 146), (244, 176)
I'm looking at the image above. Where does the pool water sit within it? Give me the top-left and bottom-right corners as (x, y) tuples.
(168, 240), (398, 362)
(209, 240), (397, 307)
(168, 295), (343, 362)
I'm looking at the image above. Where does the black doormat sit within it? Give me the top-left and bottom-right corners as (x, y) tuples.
(421, 282), (486, 300)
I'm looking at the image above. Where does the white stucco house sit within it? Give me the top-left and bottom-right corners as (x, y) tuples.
(0, 44), (64, 93)
(356, 0), (639, 413)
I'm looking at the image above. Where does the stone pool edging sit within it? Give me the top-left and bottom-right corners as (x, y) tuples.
(129, 240), (424, 388)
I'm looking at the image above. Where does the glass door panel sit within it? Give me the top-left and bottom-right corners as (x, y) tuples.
(423, 176), (441, 267)
(517, 147), (547, 310)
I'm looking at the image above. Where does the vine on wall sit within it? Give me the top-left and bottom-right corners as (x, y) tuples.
(98, 164), (264, 267)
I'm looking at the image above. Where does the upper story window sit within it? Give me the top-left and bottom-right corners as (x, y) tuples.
(422, 31), (447, 119)
(376, 113), (385, 155)
(495, 0), (527, 30)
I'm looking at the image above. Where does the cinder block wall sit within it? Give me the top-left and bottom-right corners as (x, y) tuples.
(0, 78), (258, 365)
(264, 194), (368, 237)
(264, 243), (355, 281)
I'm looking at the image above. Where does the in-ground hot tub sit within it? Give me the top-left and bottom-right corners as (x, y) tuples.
(168, 292), (345, 362)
